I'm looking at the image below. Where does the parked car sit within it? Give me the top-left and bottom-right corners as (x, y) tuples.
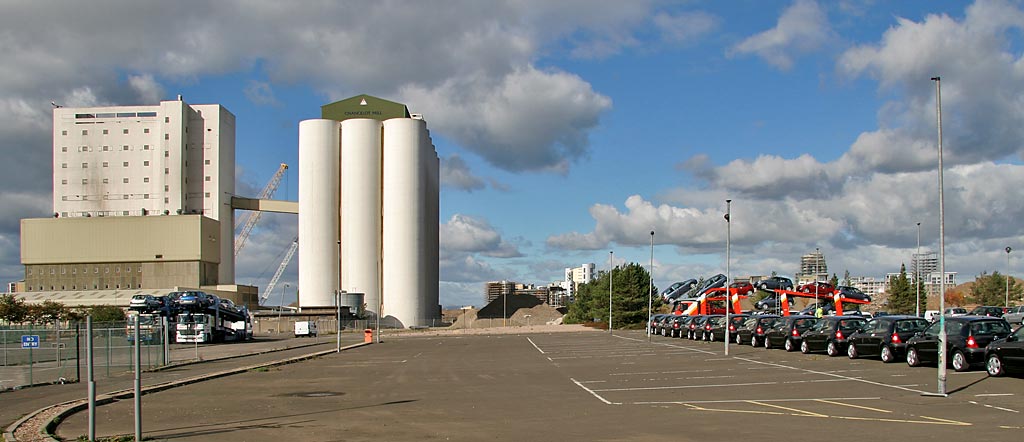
(175, 290), (215, 309)
(649, 313), (671, 334)
(736, 314), (781, 347)
(698, 276), (728, 297)
(707, 313), (750, 342)
(764, 315), (819, 351)
(727, 282), (754, 297)
(847, 315), (931, 362)
(663, 279), (698, 301)
(797, 282), (834, 295)
(943, 307), (969, 317)
(700, 315), (725, 340)
(756, 276), (794, 292)
(835, 286), (872, 302)
(985, 324), (1024, 376)
(969, 306), (1007, 317)
(687, 315), (711, 340)
(1003, 306), (1024, 325)
(129, 294), (161, 312)
(668, 315), (693, 338)
(798, 301), (835, 317)
(657, 315), (676, 336)
(906, 316), (1013, 371)
(799, 315), (868, 356)
(754, 294), (793, 311)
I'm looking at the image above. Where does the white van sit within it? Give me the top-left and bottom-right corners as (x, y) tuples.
(294, 321), (318, 338)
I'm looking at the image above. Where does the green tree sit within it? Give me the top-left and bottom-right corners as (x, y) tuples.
(886, 264), (922, 314)
(843, 270), (851, 286)
(971, 271), (1022, 306)
(829, 274), (839, 288)
(565, 262), (660, 327)
(26, 300), (66, 325)
(0, 294), (28, 324)
(88, 305), (126, 322)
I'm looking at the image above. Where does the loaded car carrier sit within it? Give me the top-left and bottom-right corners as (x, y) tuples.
(175, 291), (252, 343)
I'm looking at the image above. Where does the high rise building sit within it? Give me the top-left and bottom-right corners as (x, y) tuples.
(50, 97), (235, 283)
(564, 263), (595, 300)
(797, 249), (828, 285)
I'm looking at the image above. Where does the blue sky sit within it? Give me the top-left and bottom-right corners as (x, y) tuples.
(3, 1), (1024, 308)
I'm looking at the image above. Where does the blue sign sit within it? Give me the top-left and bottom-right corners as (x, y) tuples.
(21, 335), (40, 349)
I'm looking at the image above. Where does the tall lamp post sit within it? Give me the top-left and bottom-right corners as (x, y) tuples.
(1006, 247), (1012, 308)
(609, 251), (614, 334)
(724, 199), (732, 355)
(648, 230), (655, 342)
(929, 76), (948, 397)
(916, 222), (921, 317)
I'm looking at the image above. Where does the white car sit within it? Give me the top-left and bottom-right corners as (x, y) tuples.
(1003, 306), (1024, 325)
(943, 307), (968, 317)
(924, 310), (941, 321)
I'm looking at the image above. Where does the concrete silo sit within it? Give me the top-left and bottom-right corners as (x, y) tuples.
(340, 118), (383, 316)
(297, 119), (340, 308)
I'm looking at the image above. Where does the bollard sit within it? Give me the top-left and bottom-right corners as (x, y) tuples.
(363, 328), (373, 344)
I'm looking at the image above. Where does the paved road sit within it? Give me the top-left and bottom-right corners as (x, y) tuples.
(0, 334), (361, 432)
(51, 330), (1024, 441)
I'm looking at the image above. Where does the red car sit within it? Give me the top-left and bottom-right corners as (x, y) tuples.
(798, 282), (834, 295)
(728, 282), (754, 296)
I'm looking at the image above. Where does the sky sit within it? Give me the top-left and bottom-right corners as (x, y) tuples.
(3, 0), (1024, 309)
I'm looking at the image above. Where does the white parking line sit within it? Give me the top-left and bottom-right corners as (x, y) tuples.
(592, 378), (848, 392)
(571, 377), (618, 405)
(610, 369), (714, 376)
(732, 356), (932, 395)
(526, 337), (545, 354)
(968, 400), (1019, 413)
(636, 396), (880, 405)
(975, 393), (1014, 397)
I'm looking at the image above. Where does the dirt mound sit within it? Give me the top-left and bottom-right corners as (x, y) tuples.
(451, 302), (565, 329)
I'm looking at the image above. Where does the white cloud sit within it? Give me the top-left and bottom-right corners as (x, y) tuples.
(243, 80), (278, 106)
(653, 11), (720, 43)
(128, 74), (164, 104)
(441, 214), (522, 258)
(729, 0), (833, 70)
(440, 155), (486, 192)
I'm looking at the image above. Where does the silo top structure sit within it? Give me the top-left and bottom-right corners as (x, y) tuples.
(321, 94), (411, 122)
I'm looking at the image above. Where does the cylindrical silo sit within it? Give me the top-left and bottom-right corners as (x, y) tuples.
(298, 119), (340, 308)
(340, 118), (383, 316)
(382, 118), (428, 327)
(427, 150), (440, 321)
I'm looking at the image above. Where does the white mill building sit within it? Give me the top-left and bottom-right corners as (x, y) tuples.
(300, 95), (440, 327)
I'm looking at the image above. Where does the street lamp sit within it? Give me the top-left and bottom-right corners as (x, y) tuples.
(725, 200), (732, 355)
(929, 75), (948, 397)
(277, 283), (289, 332)
(609, 251), (614, 334)
(916, 222), (921, 317)
(1006, 247), (1012, 308)
(648, 230), (654, 342)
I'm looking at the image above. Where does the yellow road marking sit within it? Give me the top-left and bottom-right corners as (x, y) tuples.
(747, 401), (827, 417)
(814, 399), (892, 413)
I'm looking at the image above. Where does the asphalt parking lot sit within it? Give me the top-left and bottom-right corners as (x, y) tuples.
(56, 329), (1023, 441)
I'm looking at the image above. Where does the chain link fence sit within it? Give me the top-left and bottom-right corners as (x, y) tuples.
(0, 321), (167, 390)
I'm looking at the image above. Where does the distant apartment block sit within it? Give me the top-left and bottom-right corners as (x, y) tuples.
(563, 263), (595, 300)
(485, 280), (517, 304)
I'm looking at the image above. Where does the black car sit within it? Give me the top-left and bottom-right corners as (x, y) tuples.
(906, 316), (1013, 371)
(657, 315), (676, 336)
(699, 315), (725, 341)
(668, 315), (693, 338)
(756, 276), (794, 292)
(985, 325), (1024, 376)
(799, 316), (868, 356)
(969, 306), (1006, 317)
(764, 315), (819, 351)
(835, 285), (872, 302)
(754, 293), (795, 311)
(847, 315), (930, 362)
(687, 315), (711, 340)
(736, 314), (781, 347)
(707, 314), (750, 342)
(648, 313), (671, 334)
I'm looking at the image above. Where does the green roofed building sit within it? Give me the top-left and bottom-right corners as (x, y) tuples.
(321, 94), (410, 122)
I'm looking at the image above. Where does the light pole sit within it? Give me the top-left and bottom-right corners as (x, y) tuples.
(929, 75), (948, 397)
(648, 230), (654, 342)
(609, 251), (614, 334)
(1006, 247), (1012, 308)
(724, 200), (731, 355)
(277, 283), (289, 334)
(916, 222), (921, 317)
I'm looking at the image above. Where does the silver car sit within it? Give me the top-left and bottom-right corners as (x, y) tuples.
(1003, 306), (1024, 325)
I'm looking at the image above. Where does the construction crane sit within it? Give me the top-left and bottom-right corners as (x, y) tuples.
(234, 163), (289, 256)
(260, 237), (298, 306)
